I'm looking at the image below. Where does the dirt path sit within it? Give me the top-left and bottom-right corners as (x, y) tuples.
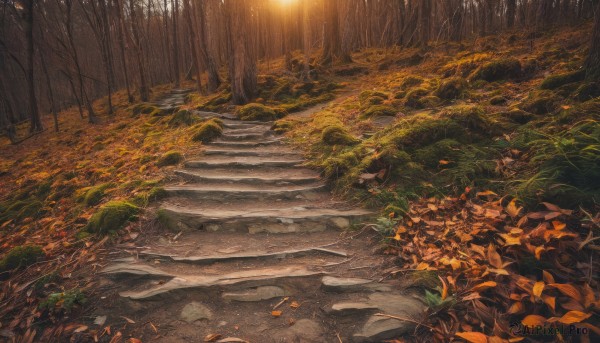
(94, 90), (426, 343)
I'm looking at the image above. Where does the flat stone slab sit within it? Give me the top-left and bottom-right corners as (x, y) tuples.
(321, 276), (392, 292)
(101, 263), (172, 278)
(119, 265), (324, 299)
(140, 246), (347, 263)
(353, 316), (412, 342)
(180, 301), (212, 323)
(222, 286), (286, 302)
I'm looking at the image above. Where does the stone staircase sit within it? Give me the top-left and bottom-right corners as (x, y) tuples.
(97, 90), (426, 343)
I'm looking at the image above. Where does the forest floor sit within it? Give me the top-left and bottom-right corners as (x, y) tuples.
(1, 25), (600, 342)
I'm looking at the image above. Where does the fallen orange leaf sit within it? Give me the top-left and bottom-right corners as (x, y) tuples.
(455, 331), (488, 343)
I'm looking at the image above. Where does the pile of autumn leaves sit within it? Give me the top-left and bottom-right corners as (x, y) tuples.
(387, 188), (599, 342)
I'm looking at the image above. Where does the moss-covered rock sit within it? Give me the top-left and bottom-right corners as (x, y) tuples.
(435, 77), (467, 100)
(405, 88), (430, 108)
(236, 103), (286, 121)
(0, 245), (44, 272)
(83, 183), (112, 206)
(442, 105), (491, 134)
(414, 139), (462, 168)
(157, 151), (184, 167)
(191, 119), (224, 142)
(361, 105), (397, 118)
(84, 201), (140, 235)
(321, 126), (360, 146)
(271, 119), (297, 134)
(540, 70), (585, 90)
(0, 199), (44, 224)
(400, 75), (424, 90)
(168, 110), (201, 127)
(470, 58), (521, 82)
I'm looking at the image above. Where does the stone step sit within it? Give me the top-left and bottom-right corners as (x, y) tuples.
(157, 204), (371, 233)
(163, 182), (327, 201)
(201, 148), (301, 158)
(174, 169), (320, 185)
(102, 264), (323, 299)
(139, 246), (347, 264)
(184, 155), (304, 169)
(207, 139), (283, 149)
(219, 132), (275, 141)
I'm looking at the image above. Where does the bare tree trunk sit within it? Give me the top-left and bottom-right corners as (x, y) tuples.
(129, 0), (149, 101)
(183, 0), (202, 92)
(301, 0), (311, 80)
(506, 0), (516, 28)
(585, 1), (600, 81)
(114, 0), (133, 103)
(200, 0), (221, 92)
(225, 0), (256, 104)
(39, 34), (59, 132)
(171, 0), (181, 88)
(25, 0), (43, 133)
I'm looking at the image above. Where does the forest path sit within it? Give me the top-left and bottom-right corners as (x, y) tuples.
(95, 90), (426, 343)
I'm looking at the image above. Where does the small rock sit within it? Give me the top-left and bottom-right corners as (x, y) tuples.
(328, 302), (377, 315)
(330, 217), (350, 229)
(180, 302), (212, 323)
(353, 316), (411, 342)
(322, 276), (391, 292)
(271, 319), (324, 342)
(222, 286), (285, 302)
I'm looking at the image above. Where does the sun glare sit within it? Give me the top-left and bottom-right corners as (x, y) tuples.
(276, 0), (296, 6)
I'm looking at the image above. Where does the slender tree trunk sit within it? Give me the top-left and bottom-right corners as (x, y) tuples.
(129, 0), (149, 101)
(301, 0), (311, 80)
(506, 0), (516, 28)
(171, 0), (181, 88)
(114, 0), (133, 103)
(25, 0), (43, 133)
(225, 0), (256, 104)
(183, 0), (202, 92)
(39, 36), (58, 132)
(200, 0), (221, 92)
(585, 1), (600, 81)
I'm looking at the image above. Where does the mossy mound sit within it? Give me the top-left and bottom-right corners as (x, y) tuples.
(435, 77), (467, 100)
(0, 245), (44, 272)
(0, 198), (44, 224)
(236, 103), (286, 121)
(359, 90), (389, 103)
(321, 126), (360, 146)
(197, 91), (232, 112)
(400, 75), (424, 90)
(518, 91), (560, 115)
(405, 88), (430, 108)
(84, 201), (140, 235)
(272, 119), (297, 134)
(470, 58), (521, 82)
(82, 183), (112, 206)
(131, 103), (165, 117)
(361, 105), (397, 118)
(191, 119), (224, 142)
(572, 82), (600, 101)
(540, 70), (585, 90)
(157, 151), (184, 167)
(414, 139), (462, 168)
(39, 289), (86, 314)
(442, 105), (491, 134)
(132, 187), (168, 207)
(503, 109), (534, 124)
(168, 110), (201, 127)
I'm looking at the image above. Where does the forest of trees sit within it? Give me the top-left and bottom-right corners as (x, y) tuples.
(1, 0), (599, 137)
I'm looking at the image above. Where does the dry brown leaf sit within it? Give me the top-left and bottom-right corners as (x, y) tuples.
(548, 283), (582, 302)
(471, 281), (497, 292)
(487, 244), (502, 269)
(204, 334), (222, 342)
(558, 311), (592, 324)
(455, 331), (488, 343)
(532, 281), (545, 298)
(521, 314), (546, 326)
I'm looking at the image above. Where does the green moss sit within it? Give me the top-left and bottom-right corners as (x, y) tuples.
(470, 58), (521, 82)
(168, 110), (201, 127)
(0, 245), (44, 272)
(0, 199), (44, 224)
(400, 75), (424, 90)
(435, 77), (467, 100)
(157, 151), (184, 167)
(191, 119), (224, 142)
(361, 105), (397, 118)
(132, 187), (168, 207)
(83, 184), (110, 207)
(442, 105), (491, 134)
(359, 90), (389, 103)
(414, 139), (462, 168)
(540, 70), (585, 90)
(39, 289), (86, 314)
(322, 126), (360, 146)
(236, 103), (286, 121)
(84, 201), (140, 235)
(557, 98), (600, 124)
(503, 108), (534, 124)
(405, 88), (430, 108)
(518, 91), (560, 115)
(272, 119), (297, 134)
(572, 82), (600, 101)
